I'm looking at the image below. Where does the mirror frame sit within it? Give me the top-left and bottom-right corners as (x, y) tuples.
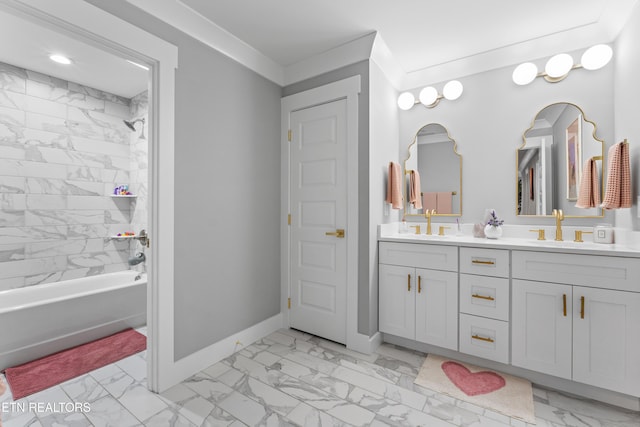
(403, 123), (463, 218)
(516, 102), (605, 218)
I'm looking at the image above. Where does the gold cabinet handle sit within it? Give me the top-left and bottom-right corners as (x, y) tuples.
(471, 259), (495, 265)
(325, 229), (345, 238)
(407, 274), (411, 292)
(563, 294), (567, 317)
(580, 296), (585, 319)
(471, 294), (495, 301)
(418, 276), (422, 293)
(472, 334), (494, 343)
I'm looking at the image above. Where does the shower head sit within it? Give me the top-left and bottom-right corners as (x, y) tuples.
(123, 118), (145, 131)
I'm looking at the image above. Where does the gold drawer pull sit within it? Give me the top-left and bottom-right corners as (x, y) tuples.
(471, 259), (495, 265)
(563, 294), (567, 317)
(407, 274), (411, 292)
(472, 294), (495, 301)
(580, 296), (585, 319)
(471, 334), (494, 343)
(418, 276), (422, 293)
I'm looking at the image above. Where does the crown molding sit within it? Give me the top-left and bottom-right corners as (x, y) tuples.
(283, 32), (375, 86)
(126, 0), (637, 91)
(126, 0), (284, 85)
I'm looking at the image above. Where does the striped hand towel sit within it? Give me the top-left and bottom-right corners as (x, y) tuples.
(601, 142), (631, 209)
(409, 170), (423, 209)
(386, 162), (403, 209)
(575, 157), (600, 208)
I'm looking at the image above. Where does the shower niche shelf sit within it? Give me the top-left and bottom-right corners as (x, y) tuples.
(110, 194), (137, 198)
(109, 235), (136, 240)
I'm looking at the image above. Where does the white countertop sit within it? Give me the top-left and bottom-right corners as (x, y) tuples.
(379, 223), (640, 258)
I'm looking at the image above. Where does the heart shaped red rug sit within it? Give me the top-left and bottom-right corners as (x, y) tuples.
(441, 361), (506, 396)
(414, 354), (535, 423)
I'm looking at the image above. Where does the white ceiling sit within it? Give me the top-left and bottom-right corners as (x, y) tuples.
(178, 0), (637, 84)
(1, 0), (636, 97)
(0, 8), (148, 99)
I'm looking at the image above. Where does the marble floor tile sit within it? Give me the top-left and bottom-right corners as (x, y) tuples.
(217, 391), (276, 426)
(142, 407), (197, 427)
(3, 328), (640, 427)
(285, 402), (347, 427)
(115, 382), (170, 422)
(84, 395), (140, 427)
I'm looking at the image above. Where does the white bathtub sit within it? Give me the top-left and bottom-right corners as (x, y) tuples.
(0, 270), (146, 371)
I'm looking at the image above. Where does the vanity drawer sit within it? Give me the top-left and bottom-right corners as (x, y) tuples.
(460, 247), (509, 278)
(459, 274), (509, 321)
(459, 314), (509, 364)
(379, 242), (458, 271)
(512, 251), (640, 292)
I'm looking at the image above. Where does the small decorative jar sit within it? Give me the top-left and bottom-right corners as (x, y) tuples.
(593, 223), (614, 244)
(484, 224), (503, 239)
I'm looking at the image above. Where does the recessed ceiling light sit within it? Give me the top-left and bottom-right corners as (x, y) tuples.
(49, 54), (72, 65)
(126, 59), (150, 71)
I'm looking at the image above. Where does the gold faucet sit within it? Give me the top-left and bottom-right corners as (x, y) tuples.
(410, 225), (421, 235)
(529, 229), (546, 240)
(552, 209), (564, 241)
(574, 230), (593, 243)
(424, 209), (436, 235)
(438, 226), (450, 236)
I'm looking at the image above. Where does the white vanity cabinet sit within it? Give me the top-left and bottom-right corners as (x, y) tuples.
(379, 242), (458, 350)
(512, 250), (640, 397)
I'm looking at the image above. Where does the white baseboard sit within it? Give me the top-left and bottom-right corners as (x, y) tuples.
(383, 333), (640, 412)
(166, 313), (283, 390)
(348, 331), (383, 355)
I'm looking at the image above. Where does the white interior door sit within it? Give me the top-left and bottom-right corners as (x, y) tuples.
(289, 99), (348, 344)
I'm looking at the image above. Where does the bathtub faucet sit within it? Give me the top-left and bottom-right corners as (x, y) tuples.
(128, 252), (146, 266)
(135, 229), (150, 248)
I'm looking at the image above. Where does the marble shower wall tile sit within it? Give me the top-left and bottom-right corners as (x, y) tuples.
(0, 60), (149, 287)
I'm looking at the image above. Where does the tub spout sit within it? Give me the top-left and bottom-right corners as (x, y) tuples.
(128, 252), (146, 266)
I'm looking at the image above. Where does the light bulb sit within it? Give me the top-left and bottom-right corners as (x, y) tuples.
(545, 53), (574, 79)
(443, 80), (463, 100)
(581, 44), (613, 70)
(419, 87), (438, 106)
(397, 92), (415, 110)
(49, 54), (72, 65)
(512, 62), (538, 85)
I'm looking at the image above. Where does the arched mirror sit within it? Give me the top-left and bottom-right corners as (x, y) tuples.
(404, 123), (462, 217)
(517, 103), (604, 217)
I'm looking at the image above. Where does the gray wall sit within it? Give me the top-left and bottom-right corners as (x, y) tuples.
(282, 60), (373, 335)
(399, 48), (615, 228)
(368, 60), (400, 336)
(614, 2), (640, 231)
(86, 1), (282, 359)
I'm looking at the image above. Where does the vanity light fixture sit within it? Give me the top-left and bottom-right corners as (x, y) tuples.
(512, 44), (612, 86)
(397, 80), (464, 111)
(49, 54), (72, 65)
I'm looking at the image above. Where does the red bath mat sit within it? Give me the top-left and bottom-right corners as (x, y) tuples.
(414, 354), (535, 424)
(3, 328), (146, 400)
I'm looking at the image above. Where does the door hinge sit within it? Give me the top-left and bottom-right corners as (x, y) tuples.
(287, 214), (291, 225)
(288, 298), (291, 309)
(287, 129), (292, 142)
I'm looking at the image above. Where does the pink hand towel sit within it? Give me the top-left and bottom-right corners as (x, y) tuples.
(601, 142), (631, 209)
(575, 157), (600, 208)
(409, 170), (423, 209)
(423, 192), (437, 211)
(436, 192), (452, 214)
(386, 162), (403, 209)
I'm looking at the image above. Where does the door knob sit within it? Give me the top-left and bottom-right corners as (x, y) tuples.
(325, 229), (345, 238)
